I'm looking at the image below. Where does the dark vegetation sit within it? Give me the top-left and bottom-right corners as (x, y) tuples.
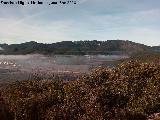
(0, 40), (159, 55)
(0, 54), (160, 120)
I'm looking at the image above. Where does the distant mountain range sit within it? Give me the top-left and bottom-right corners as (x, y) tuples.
(0, 40), (159, 55)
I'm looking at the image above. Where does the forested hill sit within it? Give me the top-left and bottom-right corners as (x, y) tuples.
(0, 40), (159, 55)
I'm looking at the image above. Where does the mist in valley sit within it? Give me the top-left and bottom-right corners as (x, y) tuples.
(0, 54), (128, 83)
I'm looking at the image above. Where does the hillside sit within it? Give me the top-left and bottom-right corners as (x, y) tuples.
(0, 40), (157, 55)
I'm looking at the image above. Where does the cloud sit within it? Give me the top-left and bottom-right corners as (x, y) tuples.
(0, 0), (160, 46)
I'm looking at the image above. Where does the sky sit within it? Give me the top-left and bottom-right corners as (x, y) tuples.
(0, 0), (160, 46)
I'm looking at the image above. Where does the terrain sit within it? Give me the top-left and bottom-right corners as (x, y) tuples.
(0, 53), (160, 120)
(0, 40), (159, 120)
(0, 40), (159, 55)
(0, 54), (127, 85)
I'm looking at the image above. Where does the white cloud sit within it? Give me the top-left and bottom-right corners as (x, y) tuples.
(0, 0), (160, 46)
(0, 14), (160, 46)
(0, 18), (75, 44)
(125, 27), (160, 46)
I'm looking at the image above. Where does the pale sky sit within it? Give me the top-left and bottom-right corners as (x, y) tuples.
(0, 0), (160, 46)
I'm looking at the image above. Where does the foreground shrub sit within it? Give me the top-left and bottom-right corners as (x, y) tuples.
(0, 60), (160, 120)
(1, 80), (65, 120)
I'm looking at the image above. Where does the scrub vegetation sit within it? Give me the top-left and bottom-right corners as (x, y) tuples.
(0, 54), (160, 120)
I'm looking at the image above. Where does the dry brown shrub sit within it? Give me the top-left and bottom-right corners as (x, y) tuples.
(0, 60), (160, 120)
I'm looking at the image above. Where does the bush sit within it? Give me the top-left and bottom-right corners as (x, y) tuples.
(0, 60), (160, 120)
